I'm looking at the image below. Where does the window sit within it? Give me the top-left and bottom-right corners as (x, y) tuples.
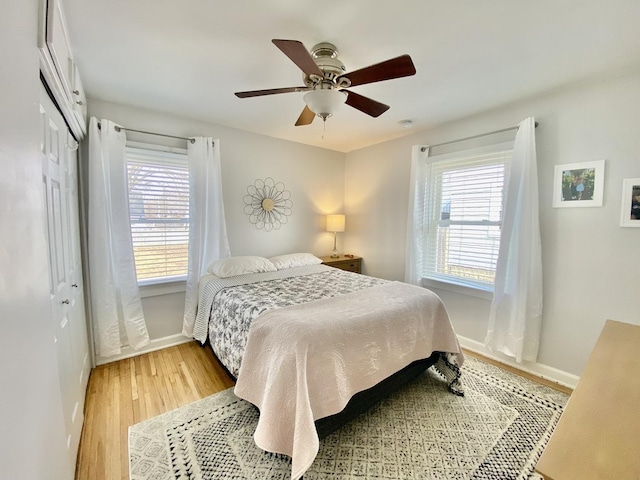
(422, 143), (513, 291)
(126, 146), (189, 284)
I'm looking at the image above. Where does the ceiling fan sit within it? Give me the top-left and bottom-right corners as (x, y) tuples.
(235, 39), (417, 126)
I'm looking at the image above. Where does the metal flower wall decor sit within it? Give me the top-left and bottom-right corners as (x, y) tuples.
(243, 177), (293, 231)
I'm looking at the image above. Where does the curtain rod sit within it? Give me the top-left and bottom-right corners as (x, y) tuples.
(97, 121), (196, 144)
(421, 121), (539, 152)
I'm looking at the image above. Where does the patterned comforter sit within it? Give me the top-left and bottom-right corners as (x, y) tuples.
(195, 264), (464, 479)
(200, 265), (387, 377)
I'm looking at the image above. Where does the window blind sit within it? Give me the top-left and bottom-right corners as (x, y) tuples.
(424, 146), (512, 290)
(126, 147), (189, 283)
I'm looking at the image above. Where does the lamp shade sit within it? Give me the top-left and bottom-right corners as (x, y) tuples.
(303, 90), (347, 120)
(326, 214), (345, 233)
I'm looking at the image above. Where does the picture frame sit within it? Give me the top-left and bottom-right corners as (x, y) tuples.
(619, 178), (640, 228)
(552, 160), (605, 208)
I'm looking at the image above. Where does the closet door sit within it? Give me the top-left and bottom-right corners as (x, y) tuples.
(40, 84), (89, 468)
(66, 131), (90, 406)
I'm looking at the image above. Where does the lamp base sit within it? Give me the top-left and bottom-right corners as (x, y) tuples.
(331, 232), (339, 257)
(330, 250), (339, 258)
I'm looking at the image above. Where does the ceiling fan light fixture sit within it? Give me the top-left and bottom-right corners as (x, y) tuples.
(303, 89), (347, 120)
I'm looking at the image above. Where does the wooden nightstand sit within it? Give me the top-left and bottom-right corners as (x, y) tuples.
(320, 255), (362, 274)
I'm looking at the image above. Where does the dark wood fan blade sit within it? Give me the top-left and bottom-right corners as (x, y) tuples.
(344, 90), (390, 117)
(295, 105), (316, 126)
(341, 54), (416, 87)
(235, 86), (307, 98)
(272, 39), (324, 77)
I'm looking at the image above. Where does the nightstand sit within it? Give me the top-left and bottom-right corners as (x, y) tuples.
(320, 255), (362, 274)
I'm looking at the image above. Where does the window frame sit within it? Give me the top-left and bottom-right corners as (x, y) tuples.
(125, 142), (190, 287)
(420, 141), (514, 294)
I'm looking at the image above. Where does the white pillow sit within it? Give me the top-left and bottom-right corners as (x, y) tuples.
(207, 256), (276, 278)
(269, 253), (322, 270)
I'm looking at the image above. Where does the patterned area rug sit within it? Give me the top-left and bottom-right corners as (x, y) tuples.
(128, 355), (568, 479)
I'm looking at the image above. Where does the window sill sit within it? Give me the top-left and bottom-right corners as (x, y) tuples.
(421, 277), (494, 300)
(139, 280), (186, 298)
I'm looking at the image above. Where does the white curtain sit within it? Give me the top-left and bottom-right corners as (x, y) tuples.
(484, 117), (543, 363)
(87, 117), (149, 357)
(405, 145), (430, 285)
(182, 137), (230, 337)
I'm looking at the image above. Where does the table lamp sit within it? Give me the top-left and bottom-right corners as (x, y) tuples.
(326, 214), (345, 258)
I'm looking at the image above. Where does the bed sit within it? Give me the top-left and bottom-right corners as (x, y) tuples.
(192, 255), (464, 480)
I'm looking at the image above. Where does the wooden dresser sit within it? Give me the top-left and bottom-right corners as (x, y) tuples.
(535, 319), (640, 480)
(320, 255), (362, 274)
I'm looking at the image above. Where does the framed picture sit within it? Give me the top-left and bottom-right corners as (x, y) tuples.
(552, 160), (605, 208)
(619, 178), (640, 227)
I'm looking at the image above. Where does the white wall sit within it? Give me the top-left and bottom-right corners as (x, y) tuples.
(344, 70), (640, 378)
(87, 99), (345, 348)
(0, 1), (74, 478)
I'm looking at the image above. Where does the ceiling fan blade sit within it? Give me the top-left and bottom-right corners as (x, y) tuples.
(235, 86), (308, 98)
(295, 105), (316, 126)
(344, 90), (390, 117)
(272, 39), (324, 78)
(341, 54), (416, 87)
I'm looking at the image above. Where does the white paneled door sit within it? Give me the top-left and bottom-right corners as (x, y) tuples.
(40, 84), (90, 469)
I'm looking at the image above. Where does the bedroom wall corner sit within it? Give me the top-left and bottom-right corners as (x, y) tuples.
(85, 99), (347, 345)
(344, 68), (640, 378)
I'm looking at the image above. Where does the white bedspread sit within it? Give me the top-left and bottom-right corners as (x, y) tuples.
(234, 280), (463, 480)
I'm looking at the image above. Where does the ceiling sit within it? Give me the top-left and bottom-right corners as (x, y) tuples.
(63, 0), (640, 153)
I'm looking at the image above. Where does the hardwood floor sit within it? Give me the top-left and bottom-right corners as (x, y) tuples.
(75, 343), (571, 480)
(75, 342), (234, 480)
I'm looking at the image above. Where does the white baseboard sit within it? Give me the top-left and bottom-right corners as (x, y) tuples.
(457, 335), (580, 389)
(95, 333), (193, 366)
(93, 332), (579, 389)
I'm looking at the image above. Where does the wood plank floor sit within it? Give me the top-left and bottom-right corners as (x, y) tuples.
(75, 343), (571, 480)
(75, 342), (234, 480)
